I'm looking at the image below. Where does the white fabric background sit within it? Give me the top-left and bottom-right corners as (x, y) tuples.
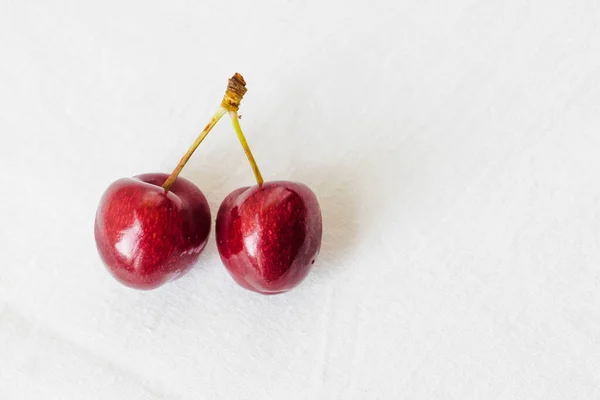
(1, 1), (599, 399)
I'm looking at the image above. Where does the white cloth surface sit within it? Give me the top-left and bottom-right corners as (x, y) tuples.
(1, 1), (600, 399)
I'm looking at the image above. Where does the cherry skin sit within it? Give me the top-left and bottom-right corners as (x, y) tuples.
(216, 181), (323, 294)
(94, 173), (211, 290)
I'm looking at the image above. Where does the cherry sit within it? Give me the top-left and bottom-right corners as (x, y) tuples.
(94, 173), (210, 289)
(94, 75), (238, 289)
(215, 76), (323, 294)
(216, 181), (322, 294)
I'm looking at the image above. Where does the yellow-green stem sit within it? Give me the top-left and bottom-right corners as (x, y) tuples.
(228, 111), (264, 185)
(162, 107), (227, 192)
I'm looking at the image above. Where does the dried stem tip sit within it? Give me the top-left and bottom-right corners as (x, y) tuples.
(221, 73), (247, 112)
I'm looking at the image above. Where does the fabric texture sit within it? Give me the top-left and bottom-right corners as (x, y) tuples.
(1, 1), (599, 399)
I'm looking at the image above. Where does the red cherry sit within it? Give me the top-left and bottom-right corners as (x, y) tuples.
(215, 75), (323, 294)
(94, 74), (244, 290)
(216, 181), (322, 294)
(94, 173), (211, 290)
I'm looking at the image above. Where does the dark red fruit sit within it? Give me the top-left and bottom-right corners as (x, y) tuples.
(216, 181), (322, 294)
(94, 173), (211, 290)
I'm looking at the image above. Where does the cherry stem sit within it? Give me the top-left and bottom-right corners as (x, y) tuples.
(162, 107), (227, 192)
(228, 110), (264, 185)
(162, 72), (260, 191)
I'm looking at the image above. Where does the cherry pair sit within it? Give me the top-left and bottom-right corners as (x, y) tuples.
(94, 74), (322, 294)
